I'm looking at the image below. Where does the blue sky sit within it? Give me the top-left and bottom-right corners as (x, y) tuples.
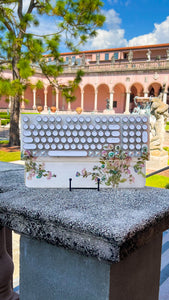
(23, 0), (169, 52)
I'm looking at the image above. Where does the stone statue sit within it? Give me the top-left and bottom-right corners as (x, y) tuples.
(111, 55), (115, 64)
(68, 57), (71, 66)
(127, 50), (133, 63)
(81, 53), (86, 66)
(106, 98), (110, 109)
(146, 49), (151, 61)
(96, 53), (100, 65)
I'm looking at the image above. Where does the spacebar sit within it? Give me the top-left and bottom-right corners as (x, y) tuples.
(48, 150), (88, 157)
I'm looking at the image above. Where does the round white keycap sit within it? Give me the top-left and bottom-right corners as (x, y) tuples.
(82, 124), (87, 130)
(79, 130), (84, 137)
(45, 144), (50, 150)
(43, 116), (48, 122)
(66, 130), (71, 137)
(43, 124), (48, 130)
(56, 124), (61, 130)
(30, 124), (35, 130)
(136, 137), (141, 143)
(123, 144), (128, 150)
(86, 117), (91, 123)
(102, 124), (107, 130)
(46, 131), (51, 136)
(53, 130), (58, 136)
(63, 124), (68, 130)
(58, 144), (63, 150)
(86, 131), (91, 137)
(51, 144), (56, 150)
(36, 116), (41, 122)
(129, 144), (135, 150)
(115, 117), (120, 122)
(129, 131), (135, 136)
(91, 144), (96, 150)
(68, 137), (73, 143)
(136, 144), (141, 150)
(94, 137), (99, 143)
(97, 144), (102, 150)
(129, 117), (135, 123)
(41, 137), (46, 143)
(77, 144), (83, 150)
(102, 117), (107, 123)
(66, 117), (71, 123)
(71, 144), (76, 150)
(136, 117), (141, 123)
(23, 116), (29, 122)
(100, 137), (105, 143)
(75, 124), (81, 130)
(61, 137), (66, 143)
(92, 131), (97, 137)
(129, 124), (135, 130)
(136, 131), (141, 136)
(81, 137), (86, 143)
(36, 124), (41, 130)
(54, 137), (59, 143)
(49, 124), (55, 130)
(129, 138), (135, 143)
(49, 116), (55, 122)
(48, 137), (53, 143)
(72, 130), (78, 137)
(123, 125), (128, 130)
(72, 117), (78, 123)
(69, 124), (74, 130)
(142, 124), (148, 130)
(84, 144), (89, 150)
(123, 117), (128, 123)
(33, 130), (38, 136)
(123, 131), (128, 137)
(109, 117), (114, 122)
(23, 124), (28, 130)
(105, 131), (110, 137)
(98, 131), (104, 137)
(136, 125), (141, 130)
(95, 124), (101, 130)
(89, 124), (94, 130)
(87, 137), (92, 143)
(123, 138), (128, 143)
(34, 137), (40, 143)
(64, 144), (69, 150)
(38, 144), (43, 149)
(74, 137), (79, 143)
(95, 117), (101, 123)
(59, 130), (64, 137)
(56, 117), (61, 122)
(79, 117), (84, 123)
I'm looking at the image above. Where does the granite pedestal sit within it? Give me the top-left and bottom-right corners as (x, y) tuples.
(0, 169), (169, 299)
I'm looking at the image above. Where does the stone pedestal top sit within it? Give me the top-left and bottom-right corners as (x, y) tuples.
(0, 169), (169, 263)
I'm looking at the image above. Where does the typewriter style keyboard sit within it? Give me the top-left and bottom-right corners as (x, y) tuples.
(21, 114), (149, 158)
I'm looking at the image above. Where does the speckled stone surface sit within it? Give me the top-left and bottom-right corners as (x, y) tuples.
(0, 169), (169, 263)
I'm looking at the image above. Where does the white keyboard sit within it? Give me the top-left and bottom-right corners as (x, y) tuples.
(21, 114), (149, 158)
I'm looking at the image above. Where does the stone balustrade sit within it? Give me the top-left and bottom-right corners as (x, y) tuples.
(0, 168), (169, 299)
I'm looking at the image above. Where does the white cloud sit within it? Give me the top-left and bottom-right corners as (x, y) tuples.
(128, 16), (169, 46)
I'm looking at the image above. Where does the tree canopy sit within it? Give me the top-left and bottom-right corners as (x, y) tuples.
(0, 0), (105, 145)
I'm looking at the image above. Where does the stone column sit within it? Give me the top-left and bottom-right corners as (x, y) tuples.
(81, 89), (84, 111)
(44, 87), (48, 111)
(94, 89), (98, 112)
(0, 227), (19, 300)
(33, 89), (36, 110)
(144, 92), (148, 98)
(163, 92), (167, 104)
(21, 92), (25, 110)
(68, 101), (71, 111)
(125, 92), (130, 114)
(109, 91), (115, 113)
(55, 89), (59, 110)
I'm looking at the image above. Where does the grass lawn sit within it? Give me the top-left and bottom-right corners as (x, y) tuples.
(146, 175), (169, 188)
(0, 150), (21, 162)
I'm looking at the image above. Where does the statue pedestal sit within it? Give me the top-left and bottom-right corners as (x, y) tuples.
(103, 109), (115, 114)
(146, 150), (168, 170)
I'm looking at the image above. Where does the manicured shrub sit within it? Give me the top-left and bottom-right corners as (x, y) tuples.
(165, 183), (169, 189)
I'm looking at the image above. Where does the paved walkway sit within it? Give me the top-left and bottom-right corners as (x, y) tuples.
(0, 161), (169, 298)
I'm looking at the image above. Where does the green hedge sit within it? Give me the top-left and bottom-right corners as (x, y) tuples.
(1, 119), (10, 125)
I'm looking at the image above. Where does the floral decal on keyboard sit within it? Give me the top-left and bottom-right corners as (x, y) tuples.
(21, 150), (57, 180)
(76, 145), (148, 188)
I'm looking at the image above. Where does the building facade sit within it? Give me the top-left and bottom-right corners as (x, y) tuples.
(1, 43), (169, 113)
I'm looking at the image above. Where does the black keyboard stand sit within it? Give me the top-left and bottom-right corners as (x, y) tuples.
(69, 178), (100, 191)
